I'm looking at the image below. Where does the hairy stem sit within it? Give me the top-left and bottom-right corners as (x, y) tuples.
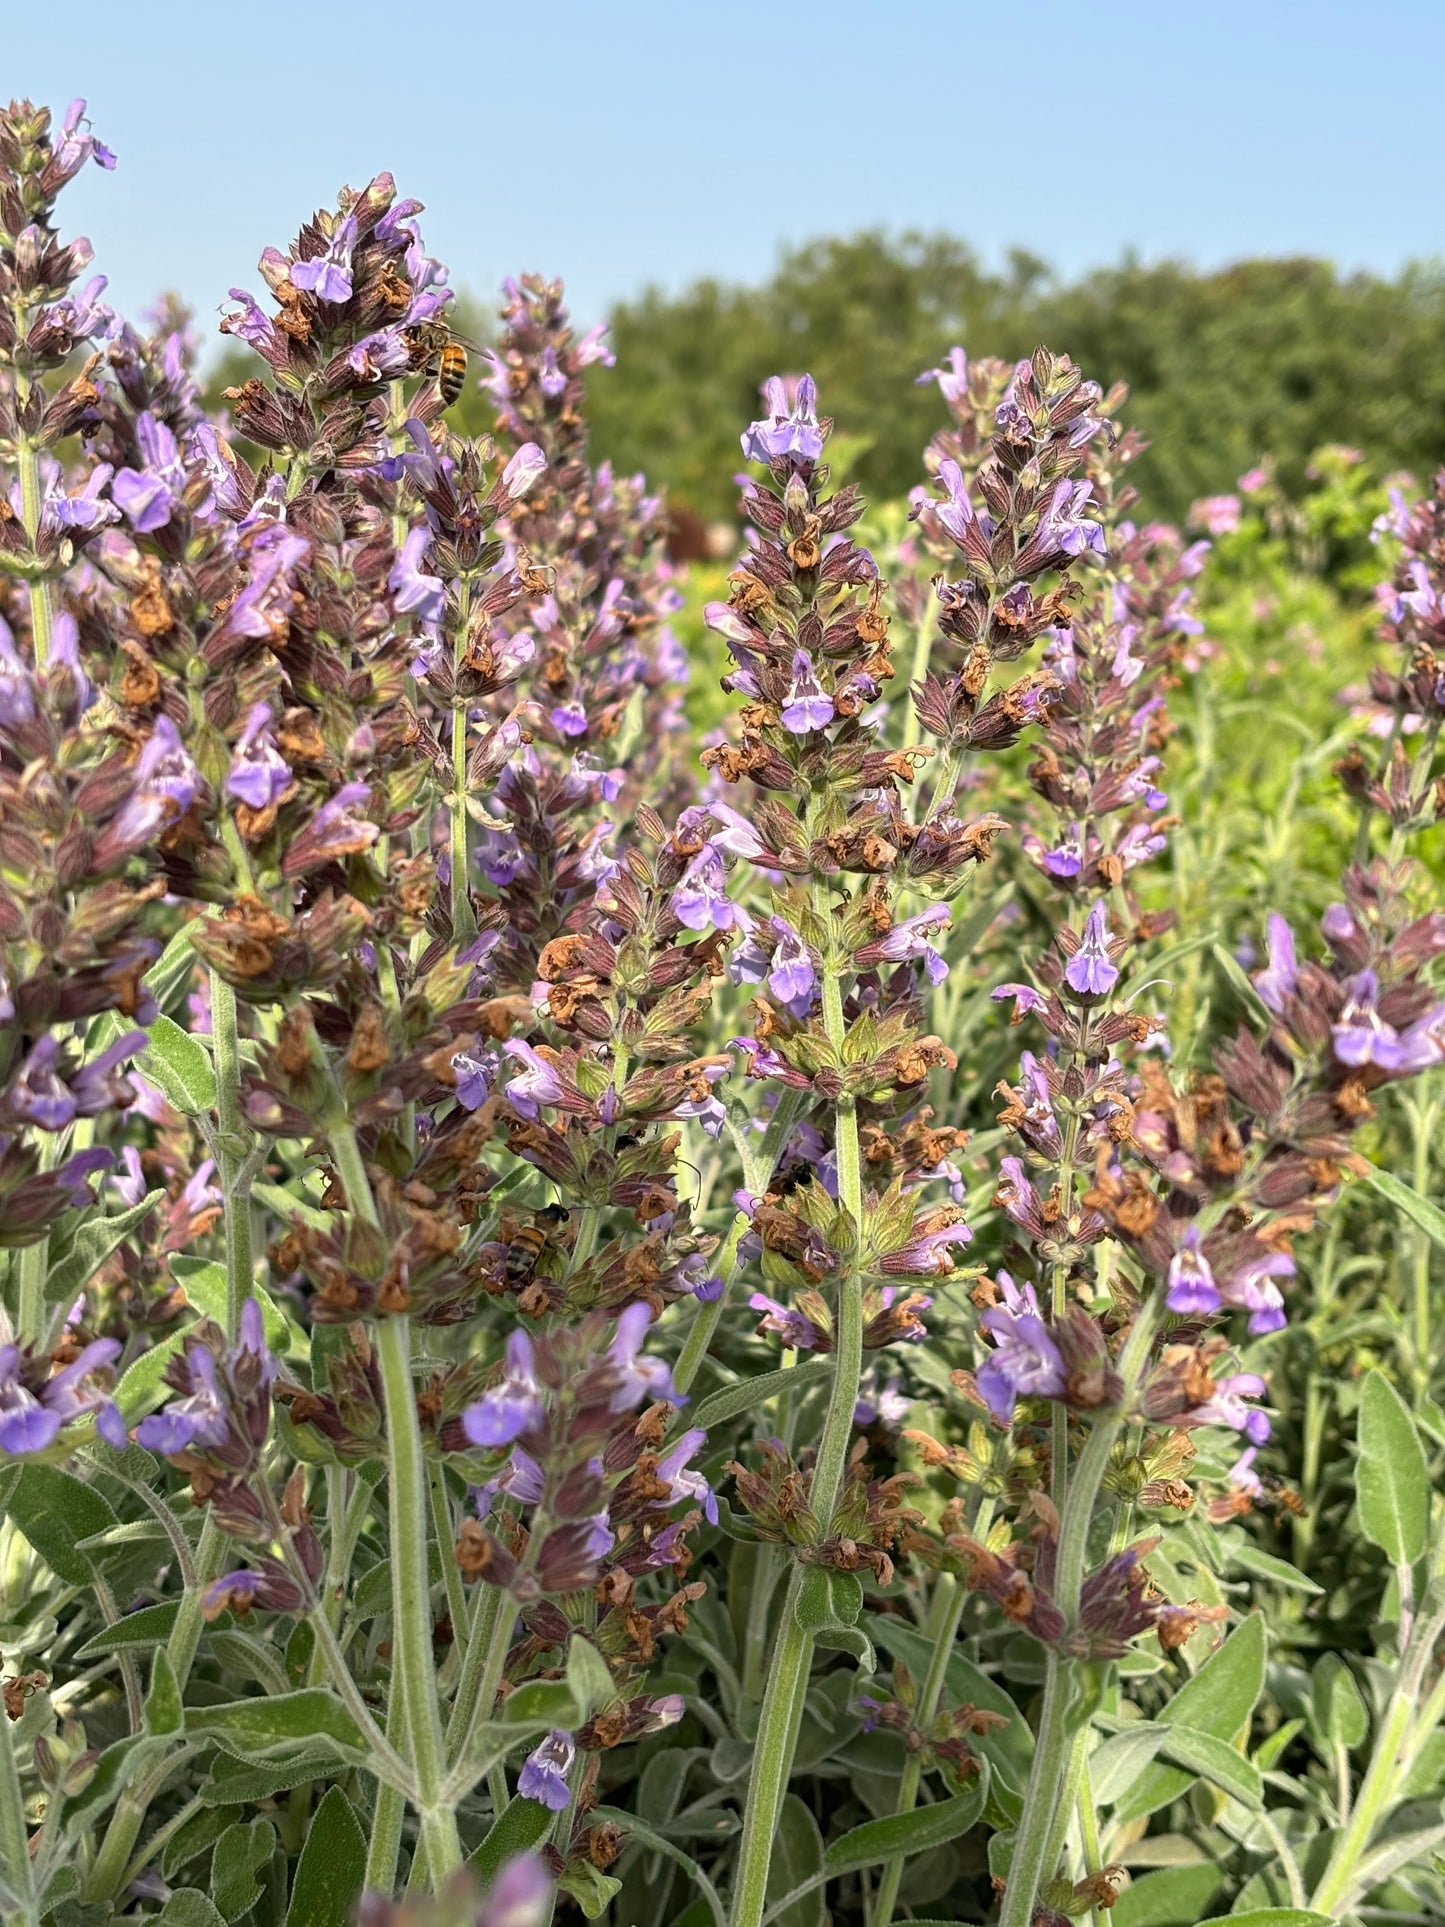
(15, 1138), (58, 1345)
(998, 1292), (1163, 1927)
(17, 430), (54, 673)
(449, 579), (476, 943)
(1310, 1596), (1445, 1917)
(0, 1692), (37, 1927)
(210, 972), (255, 1340)
(872, 1573), (965, 1927)
(731, 899), (866, 1927)
(377, 1314), (461, 1885)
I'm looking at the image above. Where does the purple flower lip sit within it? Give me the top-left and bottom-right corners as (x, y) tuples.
(741, 373), (823, 466)
(518, 1731), (575, 1810)
(1064, 902), (1120, 998)
(977, 1272), (1067, 1422)
(780, 649), (835, 733)
(1165, 1226), (1220, 1317)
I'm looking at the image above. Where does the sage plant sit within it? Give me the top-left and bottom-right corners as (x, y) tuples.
(4, 88), (1445, 1927)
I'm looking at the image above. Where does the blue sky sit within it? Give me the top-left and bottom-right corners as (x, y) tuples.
(11, 0), (1440, 358)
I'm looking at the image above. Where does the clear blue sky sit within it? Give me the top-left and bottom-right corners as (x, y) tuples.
(11, 0), (1440, 359)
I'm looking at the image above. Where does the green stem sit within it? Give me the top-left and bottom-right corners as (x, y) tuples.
(165, 1511), (226, 1691)
(1309, 1600), (1445, 1917)
(450, 579), (476, 943)
(17, 432), (54, 673)
(997, 1653), (1071, 1927)
(0, 1689), (37, 1927)
(15, 1134), (59, 1345)
(731, 904), (866, 1927)
(740, 1544), (785, 1707)
(998, 1293), (1163, 1927)
(429, 1464), (470, 1677)
(366, 1695), (408, 1898)
(674, 1088), (808, 1397)
(1411, 1092), (1436, 1404)
(94, 967), (257, 1903)
(445, 1577), (511, 1763)
(376, 1314), (460, 1886)
(728, 1585), (813, 1927)
(872, 1574), (965, 1927)
(209, 972), (255, 1340)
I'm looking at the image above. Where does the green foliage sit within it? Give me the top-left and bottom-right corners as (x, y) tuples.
(578, 233), (1445, 524)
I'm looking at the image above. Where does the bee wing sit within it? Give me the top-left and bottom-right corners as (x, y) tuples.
(444, 327), (488, 356)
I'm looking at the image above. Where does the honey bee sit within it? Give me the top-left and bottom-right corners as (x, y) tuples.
(1258, 1469), (1309, 1518)
(401, 318), (485, 410)
(501, 1204), (568, 1290)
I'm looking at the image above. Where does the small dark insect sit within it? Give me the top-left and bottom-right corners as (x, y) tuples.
(401, 318), (484, 411)
(1258, 1469), (1309, 1518)
(502, 1204), (568, 1289)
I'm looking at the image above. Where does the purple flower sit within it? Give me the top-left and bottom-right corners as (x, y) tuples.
(32, 460), (118, 535)
(53, 99), (116, 179)
(1064, 903), (1119, 998)
(749, 1292), (827, 1352)
(877, 907), (952, 985)
(135, 1344), (229, 1456)
(1332, 971), (1445, 1074)
(475, 1853), (552, 1926)
(706, 802), (768, 860)
(879, 1218), (972, 1276)
(1039, 478), (1105, 558)
(608, 1302), (682, 1409)
(462, 1330), (545, 1449)
(502, 443), (546, 500)
(671, 844), (738, 932)
(1165, 1227), (1220, 1317)
(451, 1049), (492, 1112)
(768, 919), (816, 1016)
(1254, 913), (1298, 1013)
(389, 526), (444, 623)
(549, 702), (588, 737)
(933, 459), (976, 544)
(111, 413), (188, 533)
(1040, 827), (1084, 878)
(226, 703), (292, 811)
(854, 1373), (910, 1428)
(916, 347), (969, 407)
(202, 1570), (263, 1617)
(1221, 1252), (1293, 1336)
(977, 1273), (1068, 1422)
(105, 715), (203, 854)
(1191, 1371), (1271, 1444)
(518, 1731), (575, 1811)
(656, 1427), (718, 1525)
(290, 217), (358, 304)
(503, 1041), (562, 1120)
(993, 983), (1047, 1021)
(741, 374), (823, 465)
(282, 784), (378, 876)
(780, 649), (834, 733)
(0, 1335), (123, 1455)
(1226, 1447), (1263, 1495)
(475, 823), (525, 887)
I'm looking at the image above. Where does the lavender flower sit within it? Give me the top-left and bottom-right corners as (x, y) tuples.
(1165, 1227), (1219, 1317)
(977, 1274), (1068, 1422)
(225, 704), (293, 811)
(1064, 902), (1120, 997)
(517, 1731), (575, 1810)
(461, 1330), (545, 1448)
(780, 649), (835, 733)
(741, 374), (824, 466)
(0, 1332), (124, 1454)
